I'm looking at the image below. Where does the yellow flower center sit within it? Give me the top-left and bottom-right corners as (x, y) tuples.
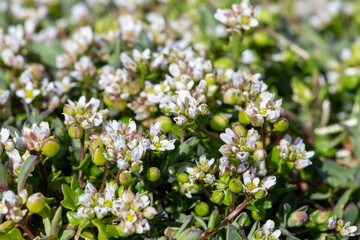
(25, 90), (34, 98)
(241, 15), (251, 26)
(246, 182), (256, 191)
(125, 212), (135, 222)
(154, 141), (162, 148)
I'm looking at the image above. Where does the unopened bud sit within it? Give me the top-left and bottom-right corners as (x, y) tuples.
(119, 171), (133, 186)
(89, 137), (103, 152)
(229, 178), (243, 193)
(68, 124), (84, 139)
(205, 73), (216, 85)
(337, 219), (344, 227)
(92, 147), (107, 166)
(176, 173), (189, 184)
(26, 193), (46, 213)
(195, 201), (210, 217)
(209, 113), (229, 131)
(253, 149), (267, 162)
(42, 138), (60, 157)
(238, 110), (251, 125)
(121, 190), (135, 204)
(131, 162), (141, 172)
(223, 89), (238, 105)
(212, 191), (224, 204)
(63, 104), (74, 115)
(232, 123), (246, 137)
(143, 206), (157, 219)
(274, 117), (289, 132)
(288, 208), (308, 227)
(254, 189), (267, 199)
(4, 140), (15, 152)
(147, 167), (161, 182)
(251, 114), (264, 127)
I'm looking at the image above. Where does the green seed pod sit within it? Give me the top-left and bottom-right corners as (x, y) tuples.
(155, 116), (173, 133)
(274, 117), (289, 132)
(238, 110), (251, 125)
(42, 138), (60, 157)
(119, 171), (133, 186)
(212, 191), (224, 204)
(147, 167), (161, 182)
(232, 123), (247, 137)
(176, 173), (189, 184)
(253, 149), (267, 162)
(92, 147), (107, 166)
(68, 124), (84, 139)
(89, 137), (103, 153)
(26, 193), (46, 214)
(209, 113), (229, 131)
(195, 202), (210, 217)
(229, 178), (243, 193)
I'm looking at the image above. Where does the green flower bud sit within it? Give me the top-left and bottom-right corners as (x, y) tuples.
(131, 162), (141, 172)
(147, 167), (161, 182)
(4, 140), (15, 152)
(18, 190), (28, 207)
(229, 178), (243, 193)
(176, 173), (189, 184)
(212, 191), (224, 204)
(274, 117), (289, 132)
(195, 202), (210, 217)
(89, 137), (103, 153)
(68, 124), (84, 139)
(209, 113), (229, 131)
(223, 89), (238, 105)
(92, 147), (107, 166)
(253, 149), (267, 162)
(155, 116), (173, 133)
(26, 193), (46, 213)
(288, 210), (308, 227)
(205, 73), (216, 85)
(199, 104), (210, 115)
(41, 138), (60, 157)
(238, 110), (251, 125)
(337, 219), (344, 227)
(232, 123), (246, 137)
(216, 180), (227, 190)
(254, 189), (267, 199)
(119, 171), (133, 185)
(63, 104), (74, 115)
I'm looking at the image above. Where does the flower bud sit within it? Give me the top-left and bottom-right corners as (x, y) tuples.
(195, 201), (210, 217)
(89, 137), (103, 152)
(238, 110), (251, 125)
(176, 173), (189, 184)
(155, 116), (173, 133)
(223, 89), (238, 105)
(68, 124), (84, 139)
(42, 138), (60, 157)
(229, 178), (243, 193)
(326, 216), (336, 229)
(337, 219), (344, 227)
(147, 167), (161, 182)
(209, 113), (229, 131)
(254, 189), (267, 199)
(212, 191), (224, 204)
(253, 149), (267, 162)
(232, 123), (246, 137)
(288, 210), (308, 227)
(63, 104), (74, 115)
(92, 147), (107, 166)
(26, 193), (46, 213)
(131, 162), (141, 172)
(119, 171), (133, 185)
(205, 73), (216, 85)
(143, 206), (157, 219)
(274, 117), (289, 132)
(18, 190), (28, 207)
(121, 190), (135, 204)
(251, 114), (264, 127)
(199, 104), (210, 115)
(4, 140), (15, 152)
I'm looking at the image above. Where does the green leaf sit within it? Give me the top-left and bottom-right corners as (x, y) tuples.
(227, 225), (243, 240)
(174, 215), (195, 239)
(233, 212), (248, 229)
(66, 211), (82, 226)
(81, 231), (96, 240)
(59, 230), (75, 240)
(92, 219), (119, 240)
(208, 209), (222, 230)
(17, 155), (38, 192)
(194, 216), (208, 230)
(30, 41), (64, 68)
(344, 203), (359, 224)
(0, 161), (7, 197)
(0, 228), (24, 240)
(51, 206), (62, 238)
(334, 188), (353, 218)
(74, 154), (91, 171)
(175, 228), (202, 240)
(39, 205), (52, 236)
(195, 115), (209, 127)
(247, 221), (260, 238)
(179, 137), (198, 158)
(60, 184), (77, 211)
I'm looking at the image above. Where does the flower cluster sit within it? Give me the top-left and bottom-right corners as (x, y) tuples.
(77, 183), (157, 235)
(327, 216), (357, 237)
(249, 220), (281, 240)
(214, 0), (258, 31)
(277, 134), (314, 170)
(0, 190), (28, 223)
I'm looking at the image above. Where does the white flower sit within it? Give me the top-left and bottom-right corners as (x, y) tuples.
(16, 82), (41, 104)
(327, 216), (336, 229)
(0, 128), (10, 144)
(0, 90), (10, 105)
(340, 221), (357, 237)
(0, 202), (8, 214)
(242, 171), (261, 193)
(196, 155), (214, 172)
(220, 128), (239, 145)
(262, 176), (276, 189)
(135, 219), (150, 234)
(150, 136), (175, 151)
(263, 220), (281, 239)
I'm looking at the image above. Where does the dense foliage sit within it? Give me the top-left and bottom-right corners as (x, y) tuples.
(0, 0), (359, 239)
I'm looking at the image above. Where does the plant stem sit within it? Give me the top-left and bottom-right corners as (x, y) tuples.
(180, 130), (185, 143)
(79, 134), (85, 188)
(99, 169), (109, 194)
(115, 169), (121, 183)
(199, 196), (252, 240)
(38, 153), (48, 196)
(198, 126), (222, 142)
(17, 221), (35, 240)
(231, 192), (235, 212)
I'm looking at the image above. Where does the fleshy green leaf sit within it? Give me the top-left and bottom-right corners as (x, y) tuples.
(227, 225), (244, 240)
(334, 188), (354, 218)
(59, 230), (75, 240)
(51, 206), (62, 238)
(92, 219), (119, 240)
(60, 184), (77, 211)
(17, 155), (38, 192)
(0, 228), (24, 240)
